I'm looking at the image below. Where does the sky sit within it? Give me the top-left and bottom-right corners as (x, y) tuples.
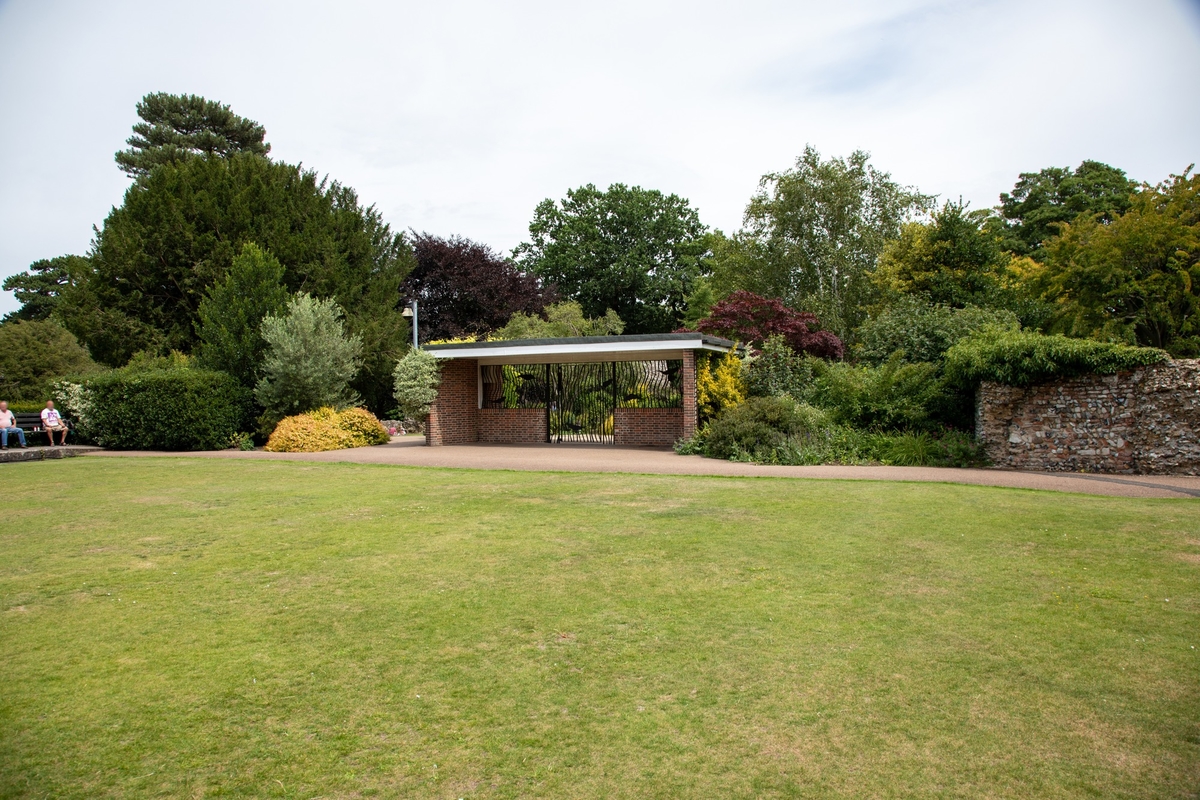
(1, 0), (1198, 316)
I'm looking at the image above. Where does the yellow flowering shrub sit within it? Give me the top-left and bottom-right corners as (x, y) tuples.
(264, 413), (354, 452)
(336, 407), (390, 446)
(264, 407), (390, 452)
(697, 351), (746, 422)
(307, 406), (339, 423)
(426, 335), (479, 345)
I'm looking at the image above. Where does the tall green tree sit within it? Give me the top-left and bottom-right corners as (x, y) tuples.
(870, 202), (1053, 331)
(2, 255), (88, 322)
(195, 243), (289, 386)
(492, 301), (624, 340)
(989, 160), (1138, 257)
(680, 276), (717, 329)
(513, 184), (709, 334)
(56, 152), (412, 413)
(1034, 168), (1200, 355)
(711, 146), (932, 340)
(115, 92), (270, 178)
(872, 202), (1006, 308)
(255, 294), (363, 421)
(0, 319), (99, 401)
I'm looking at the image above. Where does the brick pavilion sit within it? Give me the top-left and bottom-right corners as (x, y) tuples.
(423, 334), (735, 446)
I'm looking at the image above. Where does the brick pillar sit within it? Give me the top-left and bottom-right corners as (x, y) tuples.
(426, 405), (443, 446)
(682, 349), (698, 439)
(425, 358), (479, 446)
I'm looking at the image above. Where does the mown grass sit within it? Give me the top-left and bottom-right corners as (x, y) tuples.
(0, 457), (1197, 799)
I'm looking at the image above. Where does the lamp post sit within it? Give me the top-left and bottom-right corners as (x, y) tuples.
(401, 300), (418, 349)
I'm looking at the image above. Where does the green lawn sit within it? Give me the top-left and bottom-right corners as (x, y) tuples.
(1, 459), (1197, 799)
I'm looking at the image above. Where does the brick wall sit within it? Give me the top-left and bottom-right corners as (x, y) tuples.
(976, 359), (1200, 474)
(613, 407), (684, 447)
(681, 350), (697, 439)
(426, 358), (478, 445)
(479, 408), (547, 443)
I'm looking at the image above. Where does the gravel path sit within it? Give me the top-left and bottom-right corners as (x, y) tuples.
(83, 437), (1200, 499)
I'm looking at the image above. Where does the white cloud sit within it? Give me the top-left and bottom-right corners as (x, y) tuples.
(1, 0), (1197, 315)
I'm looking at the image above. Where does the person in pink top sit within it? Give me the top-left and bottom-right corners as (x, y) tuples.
(41, 400), (68, 446)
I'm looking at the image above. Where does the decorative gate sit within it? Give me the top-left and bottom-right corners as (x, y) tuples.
(549, 362), (615, 443)
(482, 361), (683, 444)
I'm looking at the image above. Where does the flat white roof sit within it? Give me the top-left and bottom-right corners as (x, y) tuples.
(424, 333), (734, 365)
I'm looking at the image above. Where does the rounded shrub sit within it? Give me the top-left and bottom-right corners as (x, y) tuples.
(855, 298), (1019, 365)
(703, 396), (832, 460)
(264, 406), (390, 452)
(334, 407), (390, 446)
(393, 349), (441, 421)
(264, 413), (353, 452)
(84, 368), (252, 451)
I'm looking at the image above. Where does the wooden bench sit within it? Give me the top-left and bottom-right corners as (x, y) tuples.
(5, 412), (72, 446)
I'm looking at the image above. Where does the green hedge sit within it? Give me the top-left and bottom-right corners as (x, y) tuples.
(943, 329), (1169, 388)
(5, 400), (46, 413)
(83, 368), (252, 450)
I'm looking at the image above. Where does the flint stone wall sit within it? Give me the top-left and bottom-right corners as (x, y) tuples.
(975, 360), (1200, 474)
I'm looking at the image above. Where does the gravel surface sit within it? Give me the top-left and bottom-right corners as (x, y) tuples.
(83, 436), (1200, 499)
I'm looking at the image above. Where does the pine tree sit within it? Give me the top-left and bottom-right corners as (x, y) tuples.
(115, 92), (270, 178)
(1, 255), (87, 322)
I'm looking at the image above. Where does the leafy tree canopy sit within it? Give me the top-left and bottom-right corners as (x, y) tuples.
(680, 276), (717, 330)
(855, 296), (1019, 365)
(989, 160), (1138, 257)
(123, 350), (195, 373)
(195, 243), (289, 387)
(871, 201), (1052, 329)
(872, 204), (1003, 309)
(0, 319), (100, 402)
(514, 183), (709, 334)
(403, 234), (555, 342)
(695, 290), (844, 359)
(2, 255), (89, 323)
(872, 202), (1011, 305)
(492, 301), (624, 340)
(115, 92), (270, 178)
(710, 146), (933, 340)
(1031, 167), (1200, 355)
(51, 152), (411, 413)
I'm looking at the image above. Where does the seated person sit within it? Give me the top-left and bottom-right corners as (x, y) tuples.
(0, 401), (28, 449)
(41, 400), (68, 446)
